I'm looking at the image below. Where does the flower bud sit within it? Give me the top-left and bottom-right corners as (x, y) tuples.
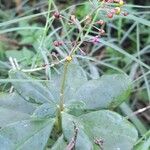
(99, 29), (105, 35)
(53, 12), (61, 19)
(123, 12), (128, 16)
(97, 20), (105, 25)
(107, 12), (113, 18)
(53, 41), (63, 47)
(115, 7), (121, 15)
(118, 0), (124, 6)
(66, 56), (72, 62)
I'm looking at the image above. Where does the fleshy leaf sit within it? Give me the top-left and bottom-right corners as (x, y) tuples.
(32, 103), (57, 119)
(0, 93), (36, 127)
(73, 74), (132, 110)
(0, 93), (36, 114)
(51, 135), (67, 150)
(65, 101), (87, 116)
(62, 112), (93, 150)
(63, 63), (88, 103)
(9, 70), (55, 104)
(79, 110), (138, 150)
(0, 119), (54, 150)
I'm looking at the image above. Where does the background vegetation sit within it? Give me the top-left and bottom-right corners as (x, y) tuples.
(0, 0), (150, 149)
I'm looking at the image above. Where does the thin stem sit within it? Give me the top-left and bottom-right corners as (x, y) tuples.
(40, 0), (52, 47)
(38, 0), (53, 80)
(70, 7), (100, 56)
(55, 106), (62, 133)
(55, 62), (69, 133)
(54, 1), (103, 133)
(59, 62), (69, 111)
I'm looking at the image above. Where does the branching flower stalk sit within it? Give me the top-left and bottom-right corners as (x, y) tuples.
(53, 0), (127, 133)
(55, 10), (100, 133)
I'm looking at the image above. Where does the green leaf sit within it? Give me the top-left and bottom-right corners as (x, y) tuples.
(0, 108), (29, 128)
(64, 63), (87, 103)
(51, 135), (67, 150)
(66, 101), (86, 116)
(0, 93), (36, 114)
(0, 93), (36, 127)
(32, 103), (57, 119)
(79, 110), (138, 150)
(62, 112), (93, 150)
(0, 119), (54, 150)
(5, 48), (33, 63)
(9, 70), (55, 104)
(73, 74), (131, 110)
(47, 63), (87, 103)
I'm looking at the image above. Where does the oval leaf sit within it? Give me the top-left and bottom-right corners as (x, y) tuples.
(9, 70), (55, 104)
(0, 93), (36, 114)
(51, 135), (67, 150)
(62, 112), (93, 150)
(0, 93), (36, 127)
(32, 103), (57, 119)
(73, 74), (132, 110)
(0, 119), (54, 150)
(79, 110), (138, 150)
(63, 63), (88, 103)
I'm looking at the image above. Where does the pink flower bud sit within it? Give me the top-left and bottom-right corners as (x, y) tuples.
(107, 12), (113, 18)
(53, 12), (61, 19)
(97, 20), (105, 25)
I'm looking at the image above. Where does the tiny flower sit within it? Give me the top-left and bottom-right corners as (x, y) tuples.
(99, 29), (105, 35)
(114, 0), (120, 2)
(66, 56), (72, 62)
(91, 36), (100, 44)
(105, 0), (114, 3)
(53, 41), (63, 47)
(110, 9), (116, 14)
(118, 0), (124, 7)
(58, 41), (63, 46)
(97, 20), (105, 25)
(53, 12), (61, 19)
(123, 12), (128, 16)
(115, 7), (121, 15)
(107, 12), (113, 18)
(85, 15), (92, 24)
(53, 41), (59, 47)
(70, 15), (76, 22)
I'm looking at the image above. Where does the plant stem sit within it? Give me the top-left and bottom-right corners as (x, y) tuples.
(55, 106), (62, 133)
(59, 62), (69, 111)
(55, 62), (69, 133)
